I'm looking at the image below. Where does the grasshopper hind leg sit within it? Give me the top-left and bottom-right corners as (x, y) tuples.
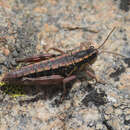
(16, 47), (65, 63)
(16, 53), (57, 63)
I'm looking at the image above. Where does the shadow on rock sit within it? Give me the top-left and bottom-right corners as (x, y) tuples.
(0, 81), (75, 105)
(109, 64), (126, 81)
(119, 0), (130, 12)
(82, 88), (107, 107)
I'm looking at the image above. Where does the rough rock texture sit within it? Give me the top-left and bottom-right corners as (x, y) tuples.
(0, 0), (130, 130)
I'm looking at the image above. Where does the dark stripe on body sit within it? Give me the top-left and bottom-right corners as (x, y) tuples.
(27, 49), (97, 78)
(8, 48), (97, 79)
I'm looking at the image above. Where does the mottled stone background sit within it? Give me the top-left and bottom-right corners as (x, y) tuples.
(0, 0), (130, 130)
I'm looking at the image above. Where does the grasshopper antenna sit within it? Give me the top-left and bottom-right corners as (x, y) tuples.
(99, 51), (126, 58)
(98, 27), (127, 58)
(97, 27), (116, 50)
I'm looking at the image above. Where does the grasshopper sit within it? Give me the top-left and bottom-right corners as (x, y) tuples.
(2, 27), (124, 87)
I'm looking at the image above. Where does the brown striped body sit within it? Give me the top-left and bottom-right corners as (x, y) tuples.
(3, 46), (98, 83)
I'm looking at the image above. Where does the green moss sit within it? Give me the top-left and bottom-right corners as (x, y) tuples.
(0, 81), (26, 98)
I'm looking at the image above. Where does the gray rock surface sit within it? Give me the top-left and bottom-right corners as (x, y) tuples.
(0, 0), (130, 130)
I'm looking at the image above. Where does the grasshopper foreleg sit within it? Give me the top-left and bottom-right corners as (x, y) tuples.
(86, 70), (105, 84)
